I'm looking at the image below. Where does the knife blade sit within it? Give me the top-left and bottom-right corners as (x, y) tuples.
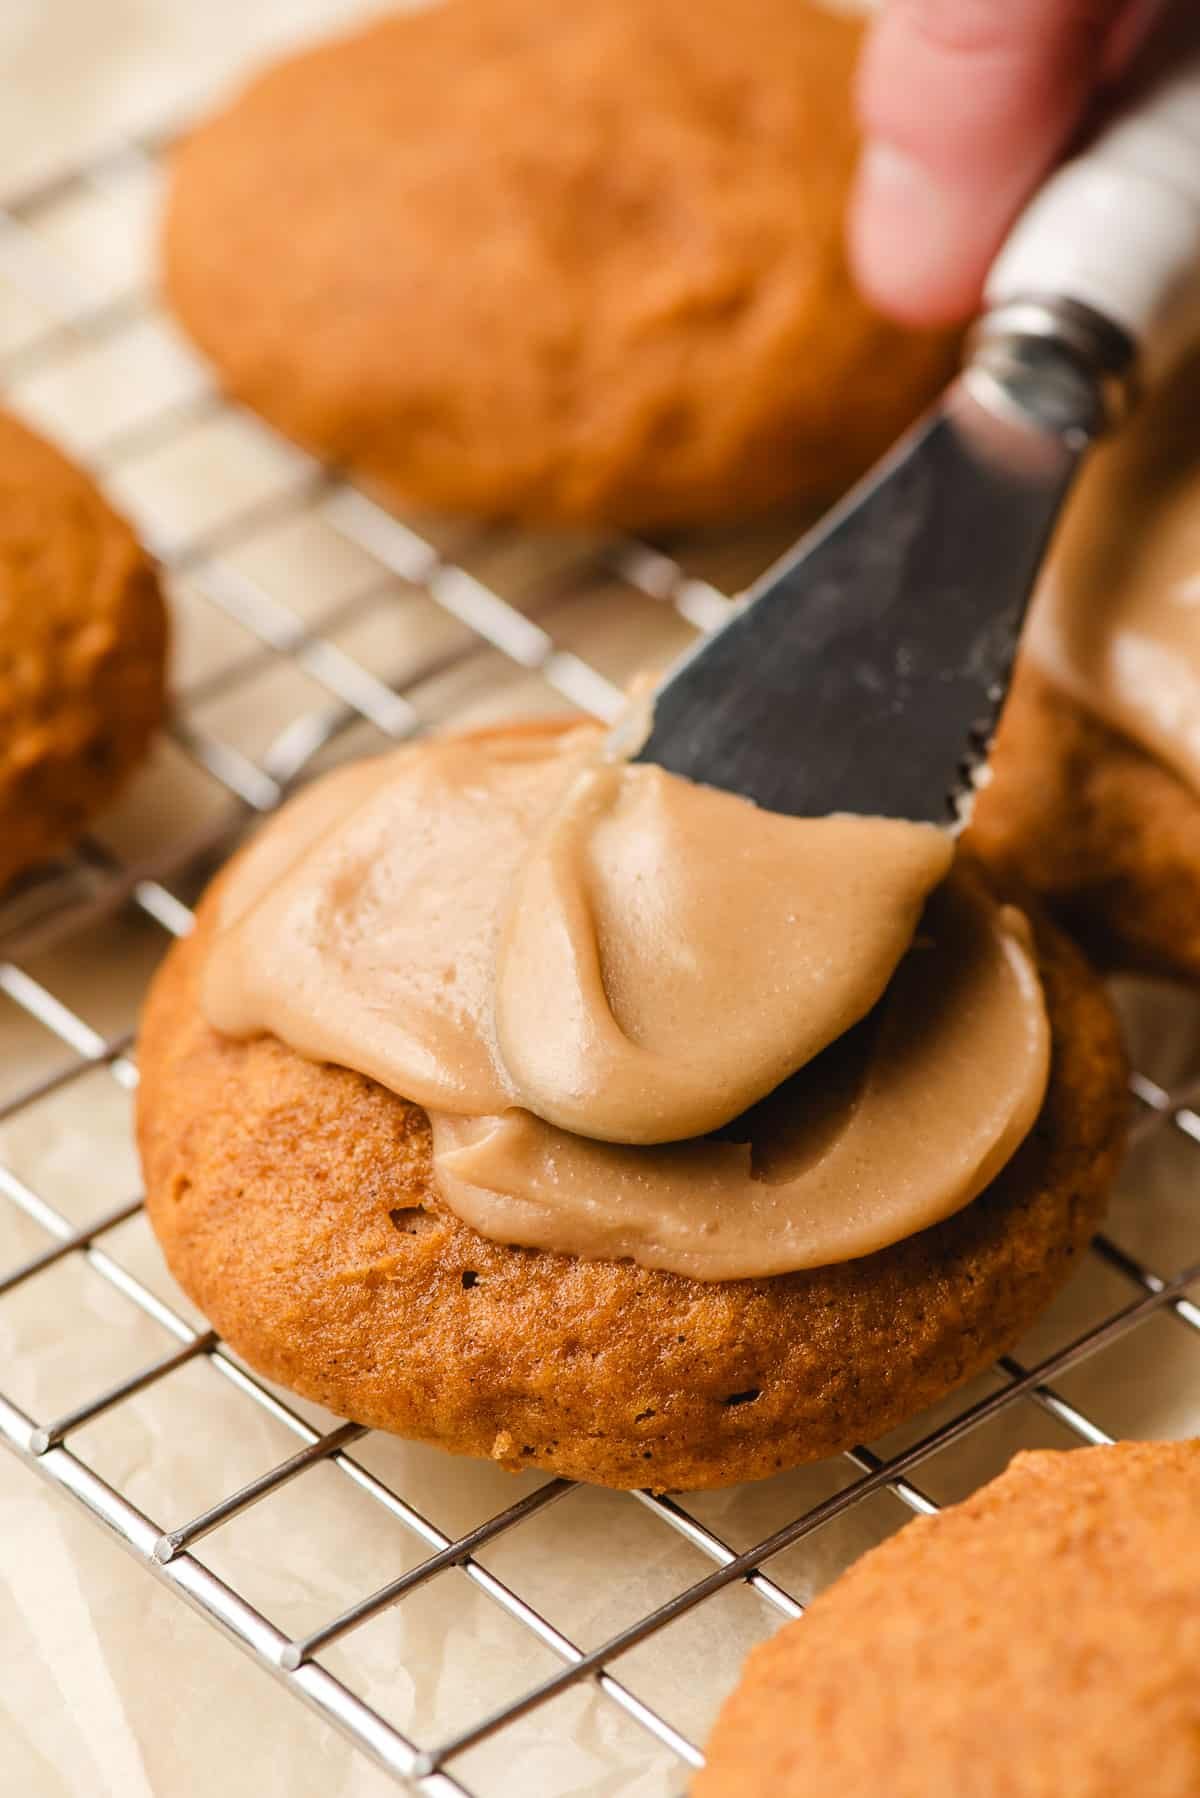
(635, 31), (1200, 826)
(634, 362), (1088, 826)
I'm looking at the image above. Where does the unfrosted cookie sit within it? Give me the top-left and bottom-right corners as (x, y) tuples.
(0, 411), (166, 889)
(697, 1439), (1200, 1797)
(136, 724), (1126, 1492)
(162, 0), (956, 530)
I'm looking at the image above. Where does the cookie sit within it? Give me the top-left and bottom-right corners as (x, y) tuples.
(136, 725), (1126, 1492)
(971, 660), (1200, 981)
(0, 410), (167, 890)
(697, 1439), (1200, 1797)
(162, 0), (956, 531)
(971, 351), (1200, 982)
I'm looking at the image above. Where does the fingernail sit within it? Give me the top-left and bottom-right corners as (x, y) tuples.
(850, 143), (976, 325)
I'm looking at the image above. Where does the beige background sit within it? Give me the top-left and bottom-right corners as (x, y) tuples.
(0, 5), (1198, 1798)
(0, 3), (395, 193)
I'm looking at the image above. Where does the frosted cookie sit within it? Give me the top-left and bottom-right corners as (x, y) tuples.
(163, 0), (955, 530)
(0, 410), (166, 889)
(697, 1440), (1200, 1796)
(137, 721), (1126, 1491)
(974, 353), (1200, 979)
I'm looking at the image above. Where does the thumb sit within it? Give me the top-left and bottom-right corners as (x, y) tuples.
(849, 0), (1132, 324)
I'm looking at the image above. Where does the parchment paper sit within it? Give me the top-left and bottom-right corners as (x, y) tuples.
(1, 6), (1199, 1796)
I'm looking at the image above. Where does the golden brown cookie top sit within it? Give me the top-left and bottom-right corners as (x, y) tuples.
(164, 0), (956, 529)
(698, 1439), (1200, 1797)
(0, 409), (166, 887)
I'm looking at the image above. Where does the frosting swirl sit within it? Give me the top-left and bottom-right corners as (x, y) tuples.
(203, 723), (1049, 1278)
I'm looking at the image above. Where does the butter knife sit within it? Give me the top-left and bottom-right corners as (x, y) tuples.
(637, 37), (1200, 825)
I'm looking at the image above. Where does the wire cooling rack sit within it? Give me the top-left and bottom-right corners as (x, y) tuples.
(0, 120), (1198, 1798)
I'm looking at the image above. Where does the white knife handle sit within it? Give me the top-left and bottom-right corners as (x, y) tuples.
(985, 37), (1200, 382)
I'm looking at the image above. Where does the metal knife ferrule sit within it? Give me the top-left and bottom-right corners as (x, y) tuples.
(966, 296), (1139, 443)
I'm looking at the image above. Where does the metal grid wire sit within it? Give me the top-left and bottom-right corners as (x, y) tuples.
(0, 120), (1197, 1797)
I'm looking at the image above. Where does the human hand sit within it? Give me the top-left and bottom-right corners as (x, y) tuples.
(849, 0), (1162, 323)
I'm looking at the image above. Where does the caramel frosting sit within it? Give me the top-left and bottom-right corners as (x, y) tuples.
(435, 874), (1048, 1278)
(1028, 350), (1200, 792)
(203, 725), (1050, 1279)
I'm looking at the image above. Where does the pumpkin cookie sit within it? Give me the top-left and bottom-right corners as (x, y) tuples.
(162, 0), (955, 530)
(136, 725), (1126, 1492)
(971, 661), (1200, 980)
(697, 1439), (1200, 1797)
(972, 352), (1200, 981)
(0, 411), (166, 889)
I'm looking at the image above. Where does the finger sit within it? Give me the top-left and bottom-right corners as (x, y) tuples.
(849, 0), (1133, 323)
(1101, 0), (1168, 77)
